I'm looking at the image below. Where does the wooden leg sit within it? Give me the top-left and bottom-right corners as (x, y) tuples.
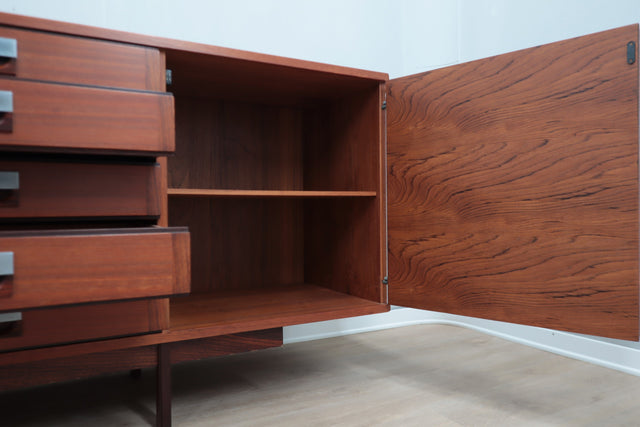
(156, 344), (171, 427)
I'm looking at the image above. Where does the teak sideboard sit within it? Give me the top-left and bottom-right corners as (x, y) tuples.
(0, 12), (637, 426)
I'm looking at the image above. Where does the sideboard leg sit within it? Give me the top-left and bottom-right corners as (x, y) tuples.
(156, 344), (172, 427)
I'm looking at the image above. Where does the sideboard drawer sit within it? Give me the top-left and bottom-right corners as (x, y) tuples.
(0, 26), (164, 91)
(0, 79), (174, 154)
(0, 299), (168, 352)
(0, 227), (190, 311)
(0, 160), (161, 219)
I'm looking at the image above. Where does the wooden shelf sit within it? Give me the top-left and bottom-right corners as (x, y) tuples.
(168, 189), (377, 198)
(168, 284), (388, 340)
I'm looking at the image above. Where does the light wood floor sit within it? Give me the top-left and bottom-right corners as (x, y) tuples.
(1, 324), (639, 426)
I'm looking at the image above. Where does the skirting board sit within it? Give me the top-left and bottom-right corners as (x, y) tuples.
(283, 308), (640, 377)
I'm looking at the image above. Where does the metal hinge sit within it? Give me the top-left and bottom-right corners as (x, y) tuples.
(382, 276), (389, 304)
(381, 101), (387, 110)
(627, 41), (636, 65)
(166, 69), (173, 86)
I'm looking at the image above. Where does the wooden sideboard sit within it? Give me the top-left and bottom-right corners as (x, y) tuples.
(0, 12), (637, 426)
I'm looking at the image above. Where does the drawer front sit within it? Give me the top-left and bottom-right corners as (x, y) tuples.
(0, 79), (174, 154)
(0, 299), (169, 352)
(0, 160), (161, 219)
(0, 26), (164, 91)
(0, 228), (190, 311)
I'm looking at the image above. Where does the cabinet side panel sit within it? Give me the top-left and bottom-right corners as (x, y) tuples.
(387, 25), (639, 340)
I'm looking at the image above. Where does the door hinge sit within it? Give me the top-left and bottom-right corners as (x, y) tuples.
(382, 276), (389, 304)
(627, 41), (636, 65)
(166, 69), (173, 86)
(381, 101), (387, 110)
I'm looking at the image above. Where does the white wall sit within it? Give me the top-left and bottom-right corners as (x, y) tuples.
(0, 0), (403, 76)
(1, 0), (639, 373)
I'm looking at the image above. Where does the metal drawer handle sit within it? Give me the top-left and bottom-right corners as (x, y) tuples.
(0, 37), (17, 60)
(0, 311), (21, 338)
(0, 171), (18, 190)
(0, 90), (13, 113)
(0, 252), (13, 299)
(0, 171), (18, 206)
(0, 90), (13, 133)
(0, 252), (13, 276)
(0, 37), (17, 76)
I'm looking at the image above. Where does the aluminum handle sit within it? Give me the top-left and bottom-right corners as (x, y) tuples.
(0, 171), (18, 190)
(0, 91), (13, 113)
(0, 38), (17, 59)
(0, 312), (21, 324)
(0, 252), (13, 276)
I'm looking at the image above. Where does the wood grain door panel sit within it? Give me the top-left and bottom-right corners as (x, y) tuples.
(387, 25), (639, 340)
(0, 299), (168, 352)
(0, 227), (190, 311)
(0, 26), (164, 91)
(0, 79), (174, 154)
(0, 160), (161, 219)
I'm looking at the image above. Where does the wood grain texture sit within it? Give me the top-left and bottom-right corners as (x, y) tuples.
(167, 189), (376, 197)
(0, 345), (157, 391)
(169, 197), (303, 293)
(303, 88), (380, 191)
(0, 26), (164, 91)
(168, 328), (282, 364)
(0, 160), (161, 219)
(0, 79), (174, 154)
(0, 299), (167, 352)
(156, 344), (171, 427)
(305, 198), (383, 302)
(169, 96), (303, 190)
(171, 231), (191, 295)
(169, 284), (388, 339)
(387, 25), (639, 340)
(0, 227), (190, 311)
(0, 58), (16, 76)
(157, 157), (169, 227)
(166, 50), (381, 106)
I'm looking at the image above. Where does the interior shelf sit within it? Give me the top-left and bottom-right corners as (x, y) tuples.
(168, 284), (388, 339)
(167, 189), (377, 198)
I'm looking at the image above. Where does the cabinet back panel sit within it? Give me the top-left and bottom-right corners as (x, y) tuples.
(304, 88), (380, 192)
(305, 198), (382, 303)
(168, 197), (303, 292)
(169, 97), (303, 191)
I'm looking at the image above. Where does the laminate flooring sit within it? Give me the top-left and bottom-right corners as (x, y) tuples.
(1, 324), (638, 426)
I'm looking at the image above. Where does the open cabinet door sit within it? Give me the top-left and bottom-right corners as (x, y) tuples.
(387, 25), (639, 340)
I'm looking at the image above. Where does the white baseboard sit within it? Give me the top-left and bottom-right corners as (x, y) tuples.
(283, 308), (640, 377)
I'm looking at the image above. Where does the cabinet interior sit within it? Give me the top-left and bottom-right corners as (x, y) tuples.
(165, 51), (387, 330)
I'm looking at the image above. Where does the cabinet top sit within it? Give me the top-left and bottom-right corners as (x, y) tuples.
(0, 11), (389, 83)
